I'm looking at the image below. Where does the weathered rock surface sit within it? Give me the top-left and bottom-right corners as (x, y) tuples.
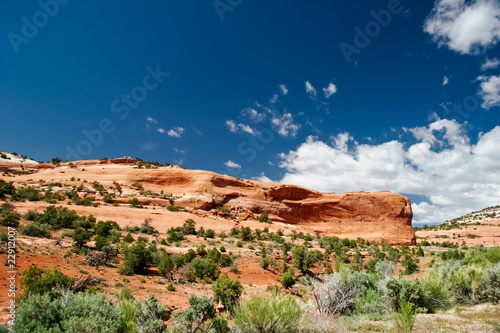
(9, 160), (415, 245)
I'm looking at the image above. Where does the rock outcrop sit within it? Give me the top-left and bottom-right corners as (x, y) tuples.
(9, 160), (416, 245)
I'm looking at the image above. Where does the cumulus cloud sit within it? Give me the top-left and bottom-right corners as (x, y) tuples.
(270, 94), (278, 104)
(424, 0), (500, 54)
(477, 75), (500, 108)
(272, 113), (300, 137)
(278, 118), (500, 225)
(443, 76), (449, 86)
(481, 57), (500, 70)
(146, 116), (158, 124)
(305, 81), (317, 99)
(157, 128), (166, 134)
(225, 160), (241, 168)
(323, 83), (338, 98)
(226, 120), (257, 135)
(242, 108), (266, 122)
(253, 172), (273, 182)
(168, 127), (185, 138)
(279, 84), (288, 95)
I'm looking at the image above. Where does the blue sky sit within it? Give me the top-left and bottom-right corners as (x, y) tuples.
(1, 0), (500, 225)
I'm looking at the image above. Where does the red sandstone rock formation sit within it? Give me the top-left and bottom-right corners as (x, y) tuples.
(7, 159), (415, 245)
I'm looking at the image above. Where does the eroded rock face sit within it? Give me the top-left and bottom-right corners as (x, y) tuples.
(9, 161), (415, 245)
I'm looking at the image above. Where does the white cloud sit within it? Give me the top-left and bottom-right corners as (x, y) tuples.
(168, 127), (185, 138)
(272, 113), (300, 137)
(174, 148), (186, 154)
(226, 120), (257, 135)
(443, 76), (449, 86)
(424, 0), (500, 54)
(253, 172), (273, 182)
(157, 128), (166, 134)
(270, 94), (278, 104)
(481, 57), (500, 70)
(146, 116), (158, 124)
(225, 160), (241, 168)
(305, 81), (317, 99)
(278, 118), (500, 225)
(226, 120), (238, 133)
(242, 108), (266, 122)
(477, 75), (500, 108)
(323, 82), (338, 98)
(279, 84), (288, 95)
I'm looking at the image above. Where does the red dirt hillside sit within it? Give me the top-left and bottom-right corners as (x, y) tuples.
(5, 158), (416, 245)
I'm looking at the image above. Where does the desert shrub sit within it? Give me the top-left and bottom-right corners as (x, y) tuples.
(233, 293), (303, 333)
(205, 229), (215, 239)
(73, 196), (95, 207)
(20, 223), (51, 238)
(186, 258), (220, 281)
(0, 181), (15, 198)
(38, 205), (80, 229)
(167, 205), (179, 212)
(479, 262), (500, 303)
(212, 274), (243, 311)
(258, 212), (271, 223)
(167, 283), (176, 291)
(401, 254), (419, 275)
(95, 220), (120, 237)
(94, 235), (109, 251)
(260, 256), (277, 270)
(158, 252), (174, 279)
(15, 291), (122, 333)
(120, 239), (152, 275)
(11, 186), (41, 202)
(103, 193), (114, 203)
(182, 218), (196, 235)
(441, 249), (465, 261)
(239, 227), (253, 241)
(197, 244), (208, 257)
(448, 264), (484, 304)
(169, 294), (224, 333)
(128, 198), (143, 208)
(394, 299), (417, 333)
(375, 261), (395, 279)
(218, 254), (233, 268)
(308, 273), (358, 316)
(167, 227), (184, 243)
(293, 246), (321, 274)
(21, 265), (74, 299)
(134, 294), (168, 333)
(23, 210), (41, 221)
(280, 272), (296, 289)
(236, 241), (243, 248)
(1, 212), (21, 227)
(124, 232), (135, 243)
(419, 240), (431, 246)
(71, 227), (93, 248)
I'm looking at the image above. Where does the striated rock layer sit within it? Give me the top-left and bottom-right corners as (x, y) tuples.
(9, 159), (416, 245)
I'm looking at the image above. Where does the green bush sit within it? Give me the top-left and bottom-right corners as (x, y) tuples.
(0, 181), (15, 198)
(394, 299), (417, 333)
(212, 273), (243, 311)
(280, 271), (296, 289)
(120, 239), (152, 275)
(169, 294), (221, 333)
(205, 229), (215, 238)
(21, 265), (74, 299)
(14, 291), (122, 333)
(20, 223), (51, 238)
(186, 258), (220, 281)
(1, 212), (21, 227)
(103, 193), (114, 203)
(71, 227), (93, 248)
(233, 293), (303, 333)
(11, 186), (41, 202)
(128, 198), (143, 208)
(158, 252), (174, 279)
(38, 205), (80, 229)
(260, 256), (277, 270)
(182, 219), (196, 235)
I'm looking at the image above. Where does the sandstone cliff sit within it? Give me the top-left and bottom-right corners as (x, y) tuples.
(8, 158), (416, 245)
